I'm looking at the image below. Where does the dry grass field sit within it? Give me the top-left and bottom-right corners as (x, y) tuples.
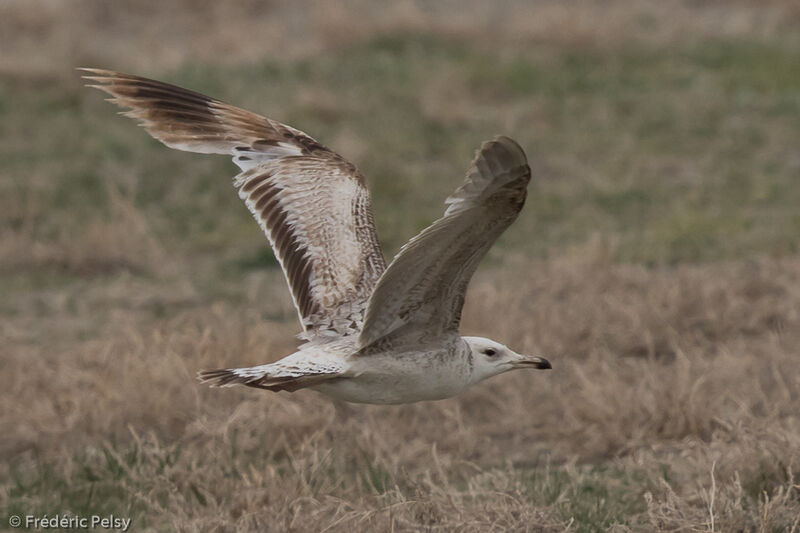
(2, 1), (800, 531)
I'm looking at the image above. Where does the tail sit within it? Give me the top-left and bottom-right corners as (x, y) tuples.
(197, 366), (339, 392)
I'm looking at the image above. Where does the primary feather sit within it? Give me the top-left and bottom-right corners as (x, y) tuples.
(82, 68), (386, 336)
(84, 69), (547, 405)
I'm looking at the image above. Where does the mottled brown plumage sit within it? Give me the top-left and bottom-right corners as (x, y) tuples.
(359, 137), (530, 348)
(84, 69), (550, 404)
(81, 68), (385, 335)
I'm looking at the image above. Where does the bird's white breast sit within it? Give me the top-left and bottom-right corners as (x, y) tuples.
(312, 342), (473, 404)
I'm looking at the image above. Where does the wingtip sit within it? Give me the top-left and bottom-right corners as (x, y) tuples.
(77, 67), (114, 81)
(485, 135), (527, 161)
(472, 136), (530, 182)
(79, 67), (117, 91)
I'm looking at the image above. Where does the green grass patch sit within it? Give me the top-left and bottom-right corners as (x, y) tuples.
(2, 32), (799, 282)
(522, 464), (652, 532)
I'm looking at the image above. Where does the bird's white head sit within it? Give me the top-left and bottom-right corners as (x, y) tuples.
(463, 336), (551, 384)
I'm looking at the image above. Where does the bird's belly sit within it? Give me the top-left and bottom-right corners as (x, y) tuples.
(312, 351), (472, 405)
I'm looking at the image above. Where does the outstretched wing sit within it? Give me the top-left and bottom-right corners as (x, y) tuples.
(82, 69), (386, 336)
(359, 136), (530, 348)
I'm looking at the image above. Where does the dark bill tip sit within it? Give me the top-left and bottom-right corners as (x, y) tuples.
(515, 357), (552, 370)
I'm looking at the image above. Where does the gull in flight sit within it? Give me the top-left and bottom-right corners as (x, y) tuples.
(82, 68), (551, 404)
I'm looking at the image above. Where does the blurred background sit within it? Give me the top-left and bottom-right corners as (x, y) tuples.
(1, 1), (799, 531)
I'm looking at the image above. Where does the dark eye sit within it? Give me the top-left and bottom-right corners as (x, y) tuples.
(483, 348), (497, 357)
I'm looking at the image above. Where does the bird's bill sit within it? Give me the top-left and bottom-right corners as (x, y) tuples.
(511, 355), (552, 370)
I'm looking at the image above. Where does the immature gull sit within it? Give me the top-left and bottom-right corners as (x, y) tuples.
(82, 69), (551, 404)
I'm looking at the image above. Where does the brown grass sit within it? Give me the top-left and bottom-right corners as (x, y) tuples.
(2, 1), (800, 531)
(2, 0), (800, 78)
(3, 247), (799, 530)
